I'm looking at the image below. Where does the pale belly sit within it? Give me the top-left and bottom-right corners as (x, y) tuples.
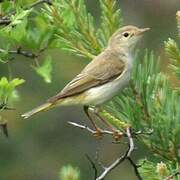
(83, 69), (131, 105)
(56, 69), (130, 107)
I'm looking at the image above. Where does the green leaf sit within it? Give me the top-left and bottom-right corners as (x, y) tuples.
(10, 19), (28, 42)
(11, 78), (25, 87)
(33, 56), (52, 83)
(0, 43), (11, 63)
(61, 8), (76, 28)
(1, 8), (32, 44)
(10, 8), (32, 26)
(24, 28), (41, 49)
(0, 77), (25, 103)
(0, 1), (14, 13)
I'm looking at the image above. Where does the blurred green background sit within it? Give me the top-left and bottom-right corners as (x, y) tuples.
(0, 0), (180, 179)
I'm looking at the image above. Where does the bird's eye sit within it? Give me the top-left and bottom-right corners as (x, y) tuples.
(123, 32), (129, 37)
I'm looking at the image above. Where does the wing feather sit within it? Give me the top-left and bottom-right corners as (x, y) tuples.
(48, 50), (126, 103)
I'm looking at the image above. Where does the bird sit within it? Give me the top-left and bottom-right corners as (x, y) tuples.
(22, 25), (150, 136)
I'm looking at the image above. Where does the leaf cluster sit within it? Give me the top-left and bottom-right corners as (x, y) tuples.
(0, 77), (24, 132)
(138, 160), (179, 180)
(59, 165), (80, 180)
(0, 1), (54, 83)
(43, 0), (122, 58)
(106, 51), (180, 164)
(165, 12), (180, 79)
(0, 77), (25, 105)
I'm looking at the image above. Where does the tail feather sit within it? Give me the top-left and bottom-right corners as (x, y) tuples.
(21, 102), (53, 119)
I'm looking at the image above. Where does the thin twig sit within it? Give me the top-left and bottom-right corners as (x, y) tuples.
(85, 154), (98, 180)
(0, 103), (15, 111)
(165, 171), (180, 180)
(96, 150), (128, 180)
(127, 157), (142, 180)
(0, 48), (38, 58)
(0, 19), (11, 25)
(126, 128), (134, 157)
(1, 106), (15, 111)
(68, 121), (115, 136)
(68, 121), (153, 179)
(0, 45), (48, 59)
(29, 0), (52, 9)
(96, 127), (134, 180)
(68, 121), (152, 138)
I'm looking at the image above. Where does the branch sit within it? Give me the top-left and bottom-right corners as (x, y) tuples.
(0, 46), (47, 59)
(0, 103), (13, 138)
(0, 102), (15, 111)
(127, 157), (142, 180)
(68, 121), (118, 136)
(0, 48), (38, 58)
(165, 171), (180, 180)
(96, 127), (134, 180)
(29, 0), (52, 9)
(68, 121), (153, 138)
(0, 19), (11, 26)
(85, 154), (98, 180)
(68, 121), (152, 179)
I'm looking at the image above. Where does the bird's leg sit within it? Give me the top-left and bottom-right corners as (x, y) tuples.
(83, 106), (102, 138)
(92, 107), (123, 141)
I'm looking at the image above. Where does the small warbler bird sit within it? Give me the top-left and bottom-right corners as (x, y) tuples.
(22, 25), (150, 135)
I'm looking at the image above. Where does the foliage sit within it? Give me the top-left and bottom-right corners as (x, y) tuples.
(43, 0), (122, 58)
(46, 1), (179, 178)
(104, 51), (180, 164)
(97, 0), (123, 47)
(33, 55), (52, 83)
(0, 0), (54, 83)
(164, 11), (180, 80)
(0, 77), (25, 104)
(0, 77), (24, 133)
(0, 0), (54, 138)
(59, 165), (80, 180)
(138, 160), (179, 180)
(101, 9), (180, 178)
(0, 0), (179, 179)
(165, 39), (180, 79)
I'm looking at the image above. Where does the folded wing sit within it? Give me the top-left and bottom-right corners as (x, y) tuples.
(48, 50), (125, 103)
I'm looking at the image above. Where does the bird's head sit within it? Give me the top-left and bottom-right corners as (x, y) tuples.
(108, 25), (150, 50)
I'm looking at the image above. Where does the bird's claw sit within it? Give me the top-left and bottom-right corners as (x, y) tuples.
(93, 128), (103, 139)
(113, 131), (123, 141)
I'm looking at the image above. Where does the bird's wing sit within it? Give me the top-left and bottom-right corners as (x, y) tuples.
(48, 50), (126, 103)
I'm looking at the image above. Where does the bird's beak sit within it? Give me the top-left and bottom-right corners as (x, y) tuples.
(137, 27), (150, 35)
(140, 28), (151, 33)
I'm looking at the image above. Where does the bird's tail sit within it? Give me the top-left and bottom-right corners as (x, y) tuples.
(21, 102), (53, 119)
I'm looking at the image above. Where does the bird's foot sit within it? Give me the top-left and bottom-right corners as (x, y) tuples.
(112, 130), (123, 141)
(93, 128), (103, 139)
